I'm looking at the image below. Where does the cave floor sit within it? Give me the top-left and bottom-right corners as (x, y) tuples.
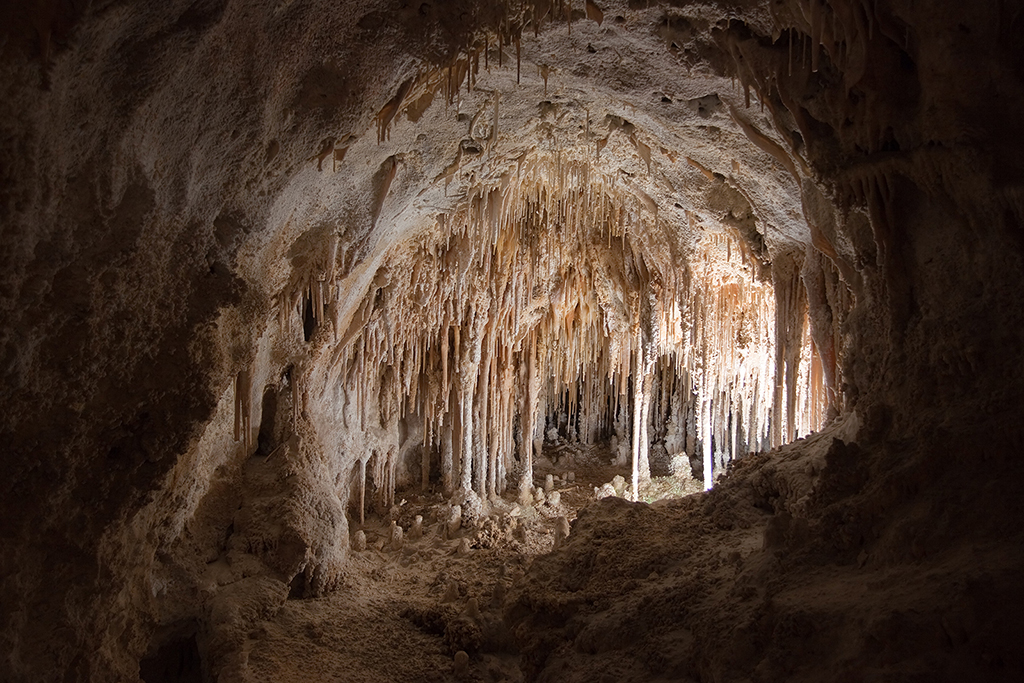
(243, 441), (704, 682)
(224, 428), (1024, 683)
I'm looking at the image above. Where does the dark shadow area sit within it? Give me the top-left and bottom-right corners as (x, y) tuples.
(139, 634), (203, 683)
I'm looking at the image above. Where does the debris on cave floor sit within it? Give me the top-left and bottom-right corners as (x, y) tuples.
(243, 439), (705, 682)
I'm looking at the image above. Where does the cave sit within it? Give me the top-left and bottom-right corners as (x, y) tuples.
(2, 0), (1024, 681)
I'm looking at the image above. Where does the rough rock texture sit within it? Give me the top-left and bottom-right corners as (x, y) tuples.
(508, 418), (1024, 682)
(2, 0), (1023, 681)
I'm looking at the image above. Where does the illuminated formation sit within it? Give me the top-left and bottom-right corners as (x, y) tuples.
(263, 151), (830, 509)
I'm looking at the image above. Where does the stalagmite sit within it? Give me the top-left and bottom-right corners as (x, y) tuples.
(389, 521), (404, 550)
(445, 505), (462, 538)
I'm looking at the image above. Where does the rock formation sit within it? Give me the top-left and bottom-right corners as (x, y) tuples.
(1, 0), (1023, 681)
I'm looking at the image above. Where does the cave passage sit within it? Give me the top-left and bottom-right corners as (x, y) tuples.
(8, 0), (1024, 681)
(259, 150), (832, 510)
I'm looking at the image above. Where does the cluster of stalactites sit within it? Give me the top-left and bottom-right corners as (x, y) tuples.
(330, 154), (659, 500)
(259, 154), (828, 505)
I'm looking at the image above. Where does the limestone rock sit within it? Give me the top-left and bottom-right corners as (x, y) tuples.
(462, 494), (485, 528)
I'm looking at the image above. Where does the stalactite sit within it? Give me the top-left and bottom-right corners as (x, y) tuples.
(234, 368), (253, 453)
(375, 77), (414, 143)
(810, 0), (823, 73)
(315, 151), (827, 502)
(442, 415), (454, 494)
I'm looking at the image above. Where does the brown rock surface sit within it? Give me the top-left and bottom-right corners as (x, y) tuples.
(1, 0), (1023, 681)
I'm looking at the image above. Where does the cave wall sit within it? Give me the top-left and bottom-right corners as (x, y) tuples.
(2, 0), (1023, 680)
